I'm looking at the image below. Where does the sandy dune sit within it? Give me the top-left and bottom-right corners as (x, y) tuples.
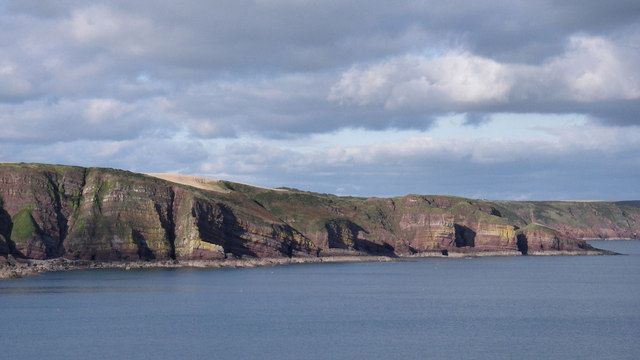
(147, 173), (288, 193)
(146, 173), (230, 193)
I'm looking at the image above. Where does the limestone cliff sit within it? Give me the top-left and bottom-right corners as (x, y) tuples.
(1, 163), (637, 261)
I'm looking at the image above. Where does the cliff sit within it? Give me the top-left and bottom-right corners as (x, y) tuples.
(1, 163), (637, 263)
(0, 164), (313, 261)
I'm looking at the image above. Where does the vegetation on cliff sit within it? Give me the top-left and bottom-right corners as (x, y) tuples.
(0, 163), (638, 262)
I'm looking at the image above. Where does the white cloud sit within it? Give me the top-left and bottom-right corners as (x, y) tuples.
(84, 98), (133, 124)
(330, 52), (511, 109)
(329, 35), (640, 110)
(549, 36), (640, 102)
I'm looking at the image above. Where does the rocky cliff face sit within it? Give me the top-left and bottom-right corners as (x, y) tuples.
(0, 164), (314, 261)
(492, 201), (640, 240)
(1, 163), (638, 261)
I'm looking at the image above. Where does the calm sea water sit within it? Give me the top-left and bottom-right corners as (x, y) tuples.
(1, 240), (639, 360)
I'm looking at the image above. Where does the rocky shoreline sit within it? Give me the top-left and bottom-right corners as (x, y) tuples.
(404, 249), (618, 257)
(0, 255), (394, 280)
(0, 248), (618, 280)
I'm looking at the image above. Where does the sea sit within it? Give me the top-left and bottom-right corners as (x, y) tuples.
(1, 240), (638, 360)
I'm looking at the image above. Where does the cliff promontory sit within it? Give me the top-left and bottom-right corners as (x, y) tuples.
(1, 163), (637, 266)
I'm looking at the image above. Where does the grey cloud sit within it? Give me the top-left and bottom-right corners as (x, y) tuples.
(0, 97), (177, 144)
(5, 0), (73, 18)
(587, 100), (640, 126)
(5, 0), (639, 73)
(195, 123), (640, 200)
(0, 136), (208, 173)
(463, 113), (491, 126)
(0, 0), (638, 143)
(172, 75), (440, 139)
(0, 0), (638, 196)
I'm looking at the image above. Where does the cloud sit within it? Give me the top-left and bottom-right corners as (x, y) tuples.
(2, 116), (639, 200)
(186, 121), (640, 199)
(0, 1), (638, 199)
(0, 1), (638, 143)
(0, 97), (177, 143)
(329, 52), (511, 108)
(463, 113), (491, 126)
(0, 61), (35, 101)
(329, 36), (640, 123)
(0, 136), (209, 173)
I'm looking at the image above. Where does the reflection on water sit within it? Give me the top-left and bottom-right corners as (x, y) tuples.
(0, 241), (638, 360)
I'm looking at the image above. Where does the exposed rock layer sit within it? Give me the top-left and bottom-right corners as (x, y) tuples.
(1, 163), (638, 262)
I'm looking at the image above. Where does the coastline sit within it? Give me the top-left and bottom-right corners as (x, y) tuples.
(0, 256), (394, 280)
(0, 248), (617, 280)
(404, 249), (617, 257)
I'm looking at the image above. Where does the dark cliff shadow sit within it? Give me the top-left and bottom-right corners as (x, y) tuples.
(273, 225), (312, 258)
(0, 206), (28, 258)
(490, 207), (502, 217)
(0, 206), (16, 256)
(516, 234), (528, 255)
(354, 238), (395, 256)
(325, 220), (352, 249)
(454, 224), (476, 247)
(193, 202), (257, 258)
(325, 219), (395, 256)
(154, 190), (176, 260)
(43, 172), (69, 258)
(280, 239), (294, 258)
(132, 229), (156, 261)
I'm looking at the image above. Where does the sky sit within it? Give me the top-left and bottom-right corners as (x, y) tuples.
(0, 0), (639, 200)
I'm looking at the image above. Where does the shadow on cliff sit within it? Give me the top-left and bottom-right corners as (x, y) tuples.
(0, 206), (26, 258)
(193, 202), (257, 258)
(131, 229), (156, 261)
(42, 172), (69, 258)
(454, 224), (476, 247)
(153, 192), (177, 260)
(0, 206), (15, 256)
(271, 224), (313, 258)
(354, 238), (395, 255)
(516, 234), (528, 255)
(325, 219), (395, 256)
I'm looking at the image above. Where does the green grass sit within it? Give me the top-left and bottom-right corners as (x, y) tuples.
(0, 162), (84, 174)
(92, 179), (114, 210)
(515, 223), (558, 235)
(10, 207), (37, 241)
